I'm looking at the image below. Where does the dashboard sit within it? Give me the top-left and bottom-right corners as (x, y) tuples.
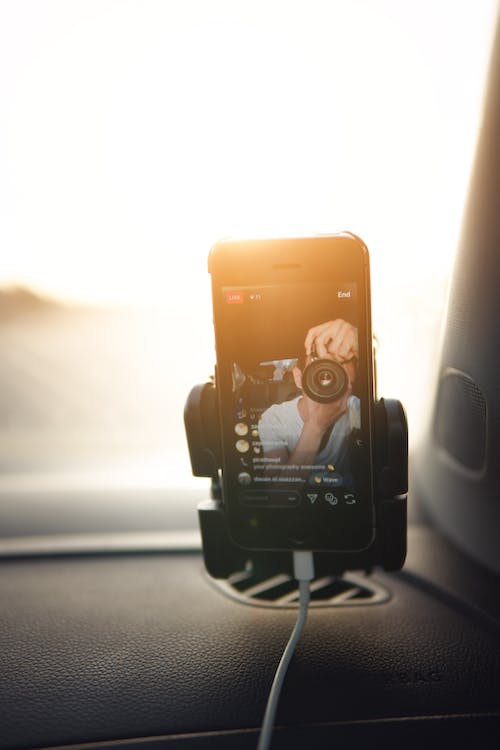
(1, 487), (499, 750)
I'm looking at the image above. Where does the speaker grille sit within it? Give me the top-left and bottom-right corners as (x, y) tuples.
(434, 369), (487, 472)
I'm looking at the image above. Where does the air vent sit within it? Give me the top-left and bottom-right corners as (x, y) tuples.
(208, 567), (390, 609)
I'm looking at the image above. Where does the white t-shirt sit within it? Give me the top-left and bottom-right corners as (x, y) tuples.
(258, 395), (360, 468)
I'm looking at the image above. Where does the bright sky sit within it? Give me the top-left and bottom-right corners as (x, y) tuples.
(0, 0), (496, 306)
(0, 0), (498, 461)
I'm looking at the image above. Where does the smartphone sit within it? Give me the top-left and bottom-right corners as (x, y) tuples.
(209, 234), (375, 551)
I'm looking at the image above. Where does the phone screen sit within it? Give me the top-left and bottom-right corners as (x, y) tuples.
(212, 239), (375, 551)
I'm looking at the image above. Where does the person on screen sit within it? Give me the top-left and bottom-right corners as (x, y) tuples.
(258, 319), (360, 482)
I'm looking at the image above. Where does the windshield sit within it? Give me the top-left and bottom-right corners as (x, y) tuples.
(0, 0), (496, 491)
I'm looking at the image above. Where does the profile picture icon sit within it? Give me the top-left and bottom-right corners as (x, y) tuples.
(234, 422), (249, 436)
(236, 439), (250, 453)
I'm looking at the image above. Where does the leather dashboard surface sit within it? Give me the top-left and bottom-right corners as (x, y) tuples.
(0, 525), (499, 749)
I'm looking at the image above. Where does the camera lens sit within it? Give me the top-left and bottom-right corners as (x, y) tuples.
(302, 359), (347, 403)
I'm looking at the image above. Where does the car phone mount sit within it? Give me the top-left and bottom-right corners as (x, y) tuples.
(184, 382), (407, 579)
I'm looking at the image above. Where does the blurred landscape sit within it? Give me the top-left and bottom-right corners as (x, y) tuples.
(0, 277), (448, 488)
(0, 287), (206, 486)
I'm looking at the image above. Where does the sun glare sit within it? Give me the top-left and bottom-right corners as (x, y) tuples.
(0, 0), (497, 470)
(1, 1), (496, 305)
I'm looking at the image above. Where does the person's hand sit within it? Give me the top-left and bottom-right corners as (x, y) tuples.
(300, 387), (351, 432)
(304, 319), (358, 362)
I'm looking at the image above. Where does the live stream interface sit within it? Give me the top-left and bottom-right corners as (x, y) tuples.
(221, 282), (365, 509)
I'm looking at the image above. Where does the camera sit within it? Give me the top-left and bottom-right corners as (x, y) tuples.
(302, 348), (349, 403)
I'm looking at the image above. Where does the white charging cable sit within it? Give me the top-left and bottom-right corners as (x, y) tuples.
(256, 550), (315, 750)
